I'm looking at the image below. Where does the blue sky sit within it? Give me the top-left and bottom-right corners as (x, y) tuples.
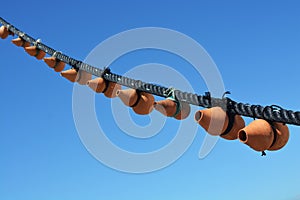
(1, 0), (300, 199)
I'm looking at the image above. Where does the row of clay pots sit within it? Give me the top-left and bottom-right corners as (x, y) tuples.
(10, 36), (47, 60)
(194, 107), (289, 152)
(0, 26), (45, 60)
(86, 77), (192, 117)
(0, 28), (195, 120)
(1, 27), (64, 72)
(61, 74), (291, 153)
(1, 28), (290, 153)
(1, 26), (46, 61)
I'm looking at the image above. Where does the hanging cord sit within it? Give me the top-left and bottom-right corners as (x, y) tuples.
(164, 87), (181, 117)
(1, 17), (300, 126)
(220, 92), (236, 137)
(100, 67), (111, 94)
(129, 90), (142, 108)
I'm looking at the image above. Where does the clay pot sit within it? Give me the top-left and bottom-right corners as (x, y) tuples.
(154, 99), (191, 120)
(12, 38), (30, 47)
(103, 82), (121, 98)
(0, 26), (13, 39)
(194, 107), (245, 140)
(116, 89), (138, 107)
(0, 26), (9, 39)
(87, 78), (121, 98)
(25, 46), (46, 60)
(61, 68), (77, 82)
(133, 92), (154, 115)
(117, 89), (154, 115)
(87, 78), (107, 93)
(221, 115), (245, 140)
(174, 102), (191, 120)
(268, 122), (289, 151)
(43, 57), (65, 72)
(238, 119), (289, 152)
(77, 70), (92, 85)
(154, 99), (176, 117)
(60, 69), (92, 85)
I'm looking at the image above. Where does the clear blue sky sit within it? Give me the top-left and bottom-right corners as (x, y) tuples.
(1, 0), (300, 199)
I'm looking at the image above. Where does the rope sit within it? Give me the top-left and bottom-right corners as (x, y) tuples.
(1, 17), (300, 126)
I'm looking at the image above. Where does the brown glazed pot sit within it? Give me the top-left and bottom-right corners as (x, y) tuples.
(43, 57), (65, 72)
(117, 89), (154, 115)
(25, 46), (46, 60)
(87, 78), (107, 93)
(153, 99), (191, 120)
(0, 26), (9, 39)
(238, 119), (274, 152)
(194, 107), (245, 140)
(268, 122), (289, 151)
(12, 38), (30, 47)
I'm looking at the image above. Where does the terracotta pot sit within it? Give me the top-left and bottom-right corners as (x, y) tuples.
(117, 89), (154, 115)
(87, 78), (120, 98)
(43, 57), (65, 72)
(221, 115), (245, 140)
(24, 46), (46, 60)
(12, 38), (30, 47)
(77, 70), (92, 85)
(132, 92), (154, 115)
(0, 26), (9, 39)
(60, 68), (77, 82)
(60, 69), (92, 85)
(194, 107), (245, 140)
(267, 122), (289, 151)
(116, 89), (138, 107)
(238, 119), (275, 152)
(153, 99), (190, 120)
(87, 78), (107, 93)
(195, 107), (228, 136)
(44, 57), (56, 68)
(174, 102), (191, 120)
(103, 82), (121, 98)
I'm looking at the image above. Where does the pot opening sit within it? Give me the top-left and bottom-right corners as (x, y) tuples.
(238, 130), (247, 142)
(194, 111), (202, 121)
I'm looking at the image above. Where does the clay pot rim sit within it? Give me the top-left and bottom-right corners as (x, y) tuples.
(238, 130), (248, 143)
(194, 110), (203, 122)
